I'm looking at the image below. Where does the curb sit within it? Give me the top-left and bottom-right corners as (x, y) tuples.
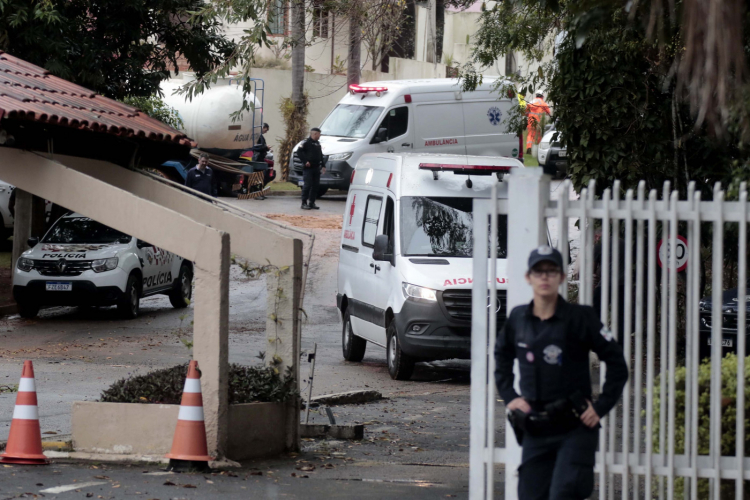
(0, 303), (17, 317)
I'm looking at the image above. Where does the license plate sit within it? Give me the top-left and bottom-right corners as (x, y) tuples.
(558, 150), (567, 157)
(46, 282), (72, 291)
(708, 337), (733, 347)
(298, 181), (304, 186)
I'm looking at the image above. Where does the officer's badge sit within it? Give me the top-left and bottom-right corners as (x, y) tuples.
(600, 327), (614, 342)
(543, 344), (562, 365)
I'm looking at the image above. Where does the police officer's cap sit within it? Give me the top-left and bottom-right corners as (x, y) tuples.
(528, 245), (563, 271)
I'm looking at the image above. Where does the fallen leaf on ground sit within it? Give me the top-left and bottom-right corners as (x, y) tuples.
(163, 481), (176, 486)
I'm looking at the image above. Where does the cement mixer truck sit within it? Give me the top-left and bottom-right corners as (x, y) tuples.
(155, 75), (271, 197)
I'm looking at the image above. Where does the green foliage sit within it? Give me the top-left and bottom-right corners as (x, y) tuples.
(122, 96), (184, 130)
(0, 0), (237, 100)
(277, 94), (309, 181)
(651, 353), (750, 498)
(0, 383), (18, 394)
(100, 362), (297, 405)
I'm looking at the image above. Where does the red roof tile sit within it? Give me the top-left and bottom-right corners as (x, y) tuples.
(0, 52), (195, 147)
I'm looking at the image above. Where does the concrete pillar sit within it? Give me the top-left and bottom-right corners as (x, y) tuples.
(192, 231), (231, 458)
(266, 238), (303, 451)
(504, 167), (550, 499)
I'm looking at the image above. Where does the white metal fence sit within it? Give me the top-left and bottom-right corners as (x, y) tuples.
(470, 171), (750, 499)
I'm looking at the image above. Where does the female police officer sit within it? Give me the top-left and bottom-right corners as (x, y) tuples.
(495, 246), (628, 499)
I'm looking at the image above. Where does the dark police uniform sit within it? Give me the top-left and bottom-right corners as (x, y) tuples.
(496, 296), (628, 499)
(184, 166), (217, 197)
(296, 136), (324, 207)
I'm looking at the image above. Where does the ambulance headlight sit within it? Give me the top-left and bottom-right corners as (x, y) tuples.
(17, 258), (33, 272)
(402, 282), (437, 302)
(92, 257), (118, 273)
(328, 152), (353, 161)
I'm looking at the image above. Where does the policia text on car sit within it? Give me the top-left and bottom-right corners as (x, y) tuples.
(495, 246), (628, 500)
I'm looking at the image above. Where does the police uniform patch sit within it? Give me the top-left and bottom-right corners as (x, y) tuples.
(543, 344), (562, 365)
(600, 327), (614, 342)
(526, 351), (535, 363)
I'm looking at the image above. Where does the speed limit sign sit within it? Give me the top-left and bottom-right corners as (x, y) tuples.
(657, 235), (688, 272)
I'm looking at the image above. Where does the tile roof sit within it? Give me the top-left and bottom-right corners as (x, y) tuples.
(0, 52), (196, 147)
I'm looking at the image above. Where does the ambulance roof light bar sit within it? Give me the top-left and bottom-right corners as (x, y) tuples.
(349, 84), (388, 95)
(418, 163), (513, 182)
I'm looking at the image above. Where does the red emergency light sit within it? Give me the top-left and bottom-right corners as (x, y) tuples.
(349, 84), (388, 94)
(418, 163), (513, 175)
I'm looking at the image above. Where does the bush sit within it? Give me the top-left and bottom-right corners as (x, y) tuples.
(100, 363), (296, 405)
(652, 352), (750, 498)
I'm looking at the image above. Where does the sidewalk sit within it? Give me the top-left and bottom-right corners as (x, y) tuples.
(0, 390), (506, 498)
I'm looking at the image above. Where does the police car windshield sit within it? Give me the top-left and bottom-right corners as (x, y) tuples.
(43, 217), (129, 244)
(320, 104), (383, 138)
(400, 197), (507, 258)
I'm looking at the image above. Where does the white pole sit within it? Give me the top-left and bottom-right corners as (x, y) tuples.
(503, 167), (550, 500)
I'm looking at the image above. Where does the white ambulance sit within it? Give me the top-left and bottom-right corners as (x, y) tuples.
(337, 153), (520, 380)
(13, 213), (192, 319)
(290, 78), (521, 195)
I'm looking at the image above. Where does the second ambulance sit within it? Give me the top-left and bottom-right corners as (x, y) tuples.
(337, 153), (520, 380)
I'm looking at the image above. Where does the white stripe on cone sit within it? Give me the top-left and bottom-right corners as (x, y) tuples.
(177, 405), (204, 422)
(12, 405), (39, 420)
(18, 378), (35, 392)
(183, 378), (201, 393)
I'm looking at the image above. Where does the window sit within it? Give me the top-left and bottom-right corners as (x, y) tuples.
(268, 0), (288, 36)
(400, 197), (508, 258)
(313, 0), (329, 38)
(320, 104), (384, 138)
(44, 217), (129, 245)
(362, 196), (383, 248)
(373, 106), (409, 142)
(383, 197), (395, 254)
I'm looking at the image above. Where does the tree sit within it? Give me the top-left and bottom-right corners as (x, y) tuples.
(460, 1), (750, 197)
(291, 0), (306, 105)
(121, 96), (184, 130)
(0, 0), (236, 100)
(360, 0), (408, 72)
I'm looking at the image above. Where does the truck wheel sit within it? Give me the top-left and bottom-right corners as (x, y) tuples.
(117, 274), (140, 319)
(17, 301), (39, 319)
(317, 187), (329, 198)
(169, 264), (192, 309)
(342, 310), (366, 362)
(387, 323), (415, 380)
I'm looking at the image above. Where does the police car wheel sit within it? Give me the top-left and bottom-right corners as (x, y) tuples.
(387, 324), (415, 380)
(117, 274), (140, 319)
(169, 264), (192, 309)
(342, 310), (366, 362)
(17, 301), (39, 319)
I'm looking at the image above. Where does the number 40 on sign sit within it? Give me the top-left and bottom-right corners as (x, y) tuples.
(657, 235), (688, 272)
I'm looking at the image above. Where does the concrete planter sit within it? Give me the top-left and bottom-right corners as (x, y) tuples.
(71, 401), (287, 461)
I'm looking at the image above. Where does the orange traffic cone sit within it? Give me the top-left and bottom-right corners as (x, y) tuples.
(1, 360), (48, 465)
(166, 360), (212, 471)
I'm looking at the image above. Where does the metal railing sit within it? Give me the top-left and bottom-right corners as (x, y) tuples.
(470, 173), (750, 499)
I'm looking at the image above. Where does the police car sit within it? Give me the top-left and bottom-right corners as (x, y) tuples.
(13, 214), (192, 319)
(337, 153), (521, 380)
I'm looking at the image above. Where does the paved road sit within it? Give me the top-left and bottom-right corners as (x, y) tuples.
(0, 183), (572, 498)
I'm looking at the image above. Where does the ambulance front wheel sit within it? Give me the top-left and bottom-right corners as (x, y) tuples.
(342, 310), (367, 362)
(387, 323), (415, 380)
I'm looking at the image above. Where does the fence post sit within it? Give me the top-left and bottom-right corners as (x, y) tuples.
(504, 167), (550, 499)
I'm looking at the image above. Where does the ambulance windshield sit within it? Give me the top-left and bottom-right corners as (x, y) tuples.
(400, 197), (507, 258)
(43, 217), (129, 244)
(320, 104), (383, 138)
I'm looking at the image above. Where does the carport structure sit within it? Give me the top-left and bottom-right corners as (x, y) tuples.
(0, 52), (309, 457)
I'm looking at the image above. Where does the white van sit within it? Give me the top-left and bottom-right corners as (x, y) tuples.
(290, 78), (520, 196)
(336, 153), (521, 380)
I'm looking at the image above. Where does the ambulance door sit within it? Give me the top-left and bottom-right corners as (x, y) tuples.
(368, 195), (397, 347)
(348, 193), (388, 346)
(372, 106), (412, 154)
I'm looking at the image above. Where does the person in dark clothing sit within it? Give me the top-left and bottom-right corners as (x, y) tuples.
(296, 127), (326, 210)
(496, 245), (628, 500)
(185, 153), (217, 197)
(252, 123), (272, 162)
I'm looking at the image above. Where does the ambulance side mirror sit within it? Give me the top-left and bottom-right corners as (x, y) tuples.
(373, 235), (393, 265)
(372, 128), (388, 144)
